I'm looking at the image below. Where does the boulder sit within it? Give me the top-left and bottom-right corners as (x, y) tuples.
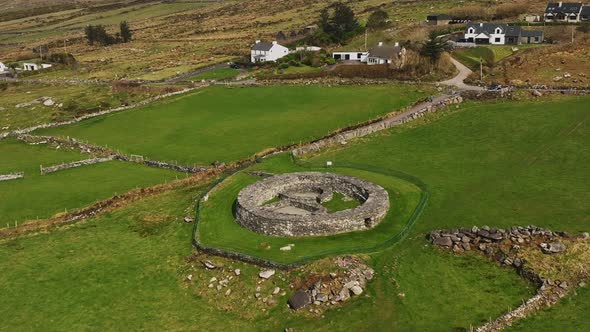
(433, 236), (453, 247)
(259, 269), (276, 279)
(315, 293), (329, 302)
(234, 269), (241, 276)
(531, 89), (542, 97)
(202, 260), (216, 269)
(280, 245), (292, 251)
(461, 243), (471, 251)
(273, 287), (280, 295)
(541, 242), (566, 254)
(183, 216), (194, 223)
(43, 99), (55, 106)
(350, 285), (363, 296)
(288, 290), (311, 310)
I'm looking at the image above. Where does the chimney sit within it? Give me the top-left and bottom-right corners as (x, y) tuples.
(255, 40), (260, 44)
(479, 23), (483, 27)
(272, 41), (277, 44)
(558, 1), (563, 7)
(394, 42), (399, 47)
(378, 41), (383, 46)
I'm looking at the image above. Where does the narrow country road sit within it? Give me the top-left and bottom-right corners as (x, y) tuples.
(440, 57), (485, 91)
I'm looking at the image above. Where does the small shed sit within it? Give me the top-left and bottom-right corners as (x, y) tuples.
(427, 14), (452, 25)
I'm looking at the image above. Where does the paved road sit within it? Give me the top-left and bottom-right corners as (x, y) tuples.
(439, 57), (485, 91)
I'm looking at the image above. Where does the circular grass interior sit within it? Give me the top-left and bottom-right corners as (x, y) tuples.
(196, 156), (425, 264)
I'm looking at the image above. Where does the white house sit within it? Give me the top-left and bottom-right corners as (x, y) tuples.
(0, 62), (8, 72)
(250, 40), (289, 63)
(544, 2), (585, 22)
(464, 23), (543, 45)
(331, 51), (369, 62)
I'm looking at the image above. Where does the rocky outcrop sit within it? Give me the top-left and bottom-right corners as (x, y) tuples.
(288, 256), (374, 311)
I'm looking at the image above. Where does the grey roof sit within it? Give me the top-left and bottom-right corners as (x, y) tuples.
(521, 30), (544, 38)
(545, 2), (583, 14)
(465, 23), (525, 37)
(582, 5), (590, 16)
(427, 13), (452, 20)
(251, 41), (274, 51)
(368, 43), (401, 59)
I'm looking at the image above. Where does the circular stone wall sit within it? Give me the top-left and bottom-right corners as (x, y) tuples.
(235, 172), (390, 237)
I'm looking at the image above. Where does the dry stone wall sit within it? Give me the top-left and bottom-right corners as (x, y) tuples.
(0, 172), (24, 181)
(235, 172), (390, 237)
(292, 95), (463, 157)
(40, 156), (115, 174)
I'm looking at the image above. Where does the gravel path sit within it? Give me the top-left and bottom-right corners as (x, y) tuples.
(440, 57), (485, 91)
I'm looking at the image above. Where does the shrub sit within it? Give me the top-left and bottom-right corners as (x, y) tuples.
(366, 9), (390, 30)
(278, 63), (289, 69)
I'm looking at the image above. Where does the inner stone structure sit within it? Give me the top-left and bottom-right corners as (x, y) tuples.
(235, 172), (390, 237)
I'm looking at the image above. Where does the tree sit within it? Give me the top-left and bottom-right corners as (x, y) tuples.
(420, 32), (449, 66)
(120, 21), (132, 43)
(317, 2), (360, 43)
(366, 9), (389, 30)
(84, 25), (96, 45)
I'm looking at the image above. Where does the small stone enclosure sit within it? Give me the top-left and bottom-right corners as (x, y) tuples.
(235, 172), (390, 237)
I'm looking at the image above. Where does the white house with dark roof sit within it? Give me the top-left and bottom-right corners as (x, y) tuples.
(464, 23), (543, 45)
(250, 40), (289, 63)
(0, 62), (8, 72)
(332, 42), (406, 67)
(544, 2), (585, 22)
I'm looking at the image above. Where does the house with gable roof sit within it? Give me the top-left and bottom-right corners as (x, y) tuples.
(464, 23), (543, 45)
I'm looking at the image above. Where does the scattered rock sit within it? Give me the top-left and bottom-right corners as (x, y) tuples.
(43, 99), (55, 106)
(559, 281), (568, 289)
(315, 293), (329, 302)
(350, 285), (363, 296)
(202, 260), (216, 269)
(225, 289), (232, 296)
(288, 290), (312, 310)
(273, 287), (280, 295)
(234, 269), (241, 276)
(280, 245), (292, 251)
(183, 216), (194, 223)
(540, 242), (566, 254)
(531, 90), (542, 97)
(186, 274), (193, 281)
(433, 236), (453, 247)
(259, 269), (275, 279)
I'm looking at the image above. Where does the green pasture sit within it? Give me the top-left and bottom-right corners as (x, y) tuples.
(454, 44), (546, 70)
(187, 68), (240, 81)
(1, 95), (588, 330)
(38, 85), (429, 165)
(197, 158), (424, 264)
(0, 138), (182, 223)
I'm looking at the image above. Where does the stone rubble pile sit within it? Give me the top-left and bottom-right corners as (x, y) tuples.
(288, 256), (374, 311)
(0, 172), (24, 182)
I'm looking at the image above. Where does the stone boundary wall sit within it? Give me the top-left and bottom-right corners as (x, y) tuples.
(235, 172), (390, 237)
(18, 135), (211, 174)
(40, 156), (115, 174)
(0, 172), (24, 181)
(0, 86), (203, 140)
(292, 94), (463, 156)
(429, 225), (586, 331)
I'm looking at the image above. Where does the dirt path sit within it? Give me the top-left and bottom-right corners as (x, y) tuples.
(440, 57), (484, 91)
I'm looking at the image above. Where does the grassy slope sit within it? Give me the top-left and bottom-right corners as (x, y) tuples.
(187, 68), (240, 81)
(39, 85), (428, 165)
(1, 96), (588, 330)
(507, 285), (590, 331)
(0, 138), (182, 223)
(0, 175), (533, 332)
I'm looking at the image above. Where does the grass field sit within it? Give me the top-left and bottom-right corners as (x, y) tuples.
(453, 44), (544, 71)
(0, 138), (182, 223)
(187, 68), (240, 81)
(1, 95), (588, 330)
(38, 85), (430, 165)
(197, 160), (423, 264)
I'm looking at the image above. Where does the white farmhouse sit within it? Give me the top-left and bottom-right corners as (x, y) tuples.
(331, 51), (369, 62)
(464, 23), (543, 45)
(250, 40), (289, 63)
(0, 62), (8, 72)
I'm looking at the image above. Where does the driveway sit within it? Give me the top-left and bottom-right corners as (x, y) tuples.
(440, 57), (484, 91)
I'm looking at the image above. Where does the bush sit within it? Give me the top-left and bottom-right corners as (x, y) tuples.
(366, 9), (390, 30)
(47, 53), (77, 65)
(278, 63), (289, 70)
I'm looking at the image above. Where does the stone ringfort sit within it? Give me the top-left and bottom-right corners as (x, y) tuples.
(235, 172), (390, 237)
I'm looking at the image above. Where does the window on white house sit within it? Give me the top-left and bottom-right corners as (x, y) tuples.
(495, 37), (500, 42)
(495, 28), (501, 34)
